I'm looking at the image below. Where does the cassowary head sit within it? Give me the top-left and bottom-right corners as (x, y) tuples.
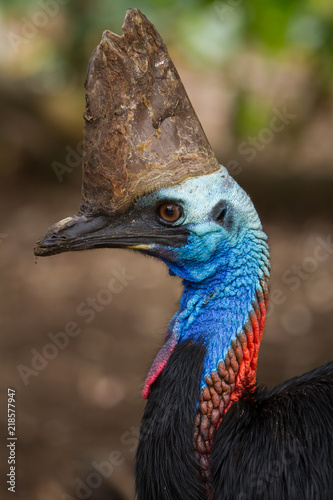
(34, 9), (266, 286)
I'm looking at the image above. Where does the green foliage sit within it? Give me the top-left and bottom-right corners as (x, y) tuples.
(1, 0), (333, 179)
(3, 0), (333, 69)
(233, 91), (271, 139)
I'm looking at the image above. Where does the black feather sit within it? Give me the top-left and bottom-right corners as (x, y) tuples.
(136, 340), (207, 500)
(211, 362), (333, 500)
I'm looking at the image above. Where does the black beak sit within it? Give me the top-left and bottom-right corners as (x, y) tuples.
(34, 210), (188, 257)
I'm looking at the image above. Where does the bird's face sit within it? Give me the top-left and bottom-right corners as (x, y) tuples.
(137, 167), (263, 282)
(35, 167), (263, 283)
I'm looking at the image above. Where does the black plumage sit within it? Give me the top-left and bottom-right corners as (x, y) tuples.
(136, 341), (207, 500)
(136, 346), (333, 500)
(211, 362), (333, 500)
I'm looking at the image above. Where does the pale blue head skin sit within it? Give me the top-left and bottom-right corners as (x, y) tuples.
(136, 166), (270, 390)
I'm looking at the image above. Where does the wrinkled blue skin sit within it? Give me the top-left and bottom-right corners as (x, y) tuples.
(136, 166), (270, 391)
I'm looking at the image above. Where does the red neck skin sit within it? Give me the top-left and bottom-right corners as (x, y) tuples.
(193, 278), (270, 485)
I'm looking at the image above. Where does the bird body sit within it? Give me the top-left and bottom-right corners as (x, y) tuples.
(35, 9), (333, 500)
(138, 344), (333, 499)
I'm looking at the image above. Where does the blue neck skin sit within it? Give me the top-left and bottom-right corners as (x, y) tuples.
(165, 230), (268, 391)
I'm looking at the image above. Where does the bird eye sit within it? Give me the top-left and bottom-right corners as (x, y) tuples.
(159, 203), (182, 223)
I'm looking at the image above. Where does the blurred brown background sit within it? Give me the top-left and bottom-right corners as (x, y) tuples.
(1, 1), (333, 499)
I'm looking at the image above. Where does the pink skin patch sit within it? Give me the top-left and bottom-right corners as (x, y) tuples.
(142, 330), (179, 399)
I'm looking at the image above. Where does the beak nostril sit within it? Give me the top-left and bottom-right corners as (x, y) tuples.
(49, 234), (67, 241)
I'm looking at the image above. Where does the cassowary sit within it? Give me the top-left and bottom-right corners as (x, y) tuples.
(35, 9), (333, 500)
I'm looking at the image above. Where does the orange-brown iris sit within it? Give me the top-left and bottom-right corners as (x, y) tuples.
(159, 204), (182, 223)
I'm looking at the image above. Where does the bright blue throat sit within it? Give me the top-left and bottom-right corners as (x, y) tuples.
(171, 229), (269, 391)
